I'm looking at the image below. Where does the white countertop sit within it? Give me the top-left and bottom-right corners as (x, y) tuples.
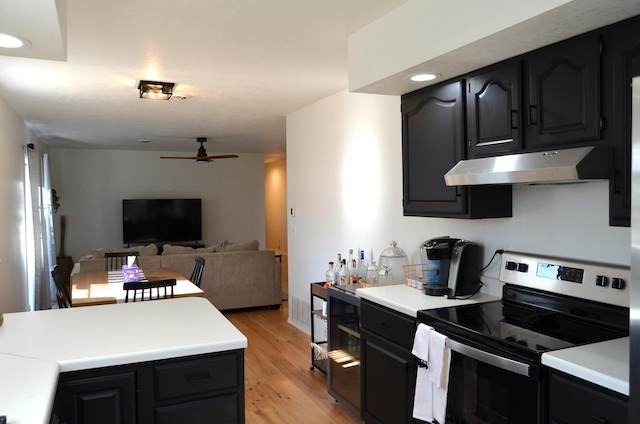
(356, 284), (500, 317)
(0, 297), (247, 423)
(0, 354), (59, 424)
(542, 337), (629, 395)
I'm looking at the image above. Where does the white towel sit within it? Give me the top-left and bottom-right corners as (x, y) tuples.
(412, 323), (432, 361)
(428, 330), (448, 387)
(429, 330), (451, 424)
(412, 324), (452, 424)
(412, 324), (433, 422)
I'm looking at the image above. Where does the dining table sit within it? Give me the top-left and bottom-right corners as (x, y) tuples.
(71, 267), (204, 307)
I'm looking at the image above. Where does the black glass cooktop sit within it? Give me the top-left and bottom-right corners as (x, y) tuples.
(418, 284), (629, 362)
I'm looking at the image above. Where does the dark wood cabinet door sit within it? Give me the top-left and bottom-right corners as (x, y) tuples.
(361, 328), (416, 424)
(467, 61), (523, 158)
(548, 371), (628, 424)
(604, 15), (640, 227)
(402, 80), (466, 216)
(54, 372), (137, 424)
(402, 80), (512, 219)
(527, 32), (603, 148)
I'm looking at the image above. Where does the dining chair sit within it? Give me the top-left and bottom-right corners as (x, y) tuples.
(189, 256), (205, 288)
(51, 265), (72, 308)
(123, 278), (176, 302)
(105, 251), (139, 271)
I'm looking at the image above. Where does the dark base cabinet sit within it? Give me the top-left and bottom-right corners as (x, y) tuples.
(548, 370), (628, 424)
(361, 299), (420, 424)
(52, 350), (244, 424)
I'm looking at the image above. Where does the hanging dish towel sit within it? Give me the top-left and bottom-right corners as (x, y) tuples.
(412, 323), (433, 422)
(429, 329), (451, 424)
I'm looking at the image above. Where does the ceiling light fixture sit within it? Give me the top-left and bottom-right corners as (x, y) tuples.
(0, 33), (24, 49)
(409, 73), (439, 82)
(138, 80), (174, 100)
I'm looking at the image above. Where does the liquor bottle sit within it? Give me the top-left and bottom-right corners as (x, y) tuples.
(357, 250), (367, 281)
(349, 258), (358, 284)
(326, 262), (336, 286)
(339, 259), (348, 285)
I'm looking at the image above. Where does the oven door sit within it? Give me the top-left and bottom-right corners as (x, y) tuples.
(443, 337), (542, 424)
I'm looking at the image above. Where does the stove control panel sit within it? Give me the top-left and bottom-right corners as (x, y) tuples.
(500, 251), (629, 308)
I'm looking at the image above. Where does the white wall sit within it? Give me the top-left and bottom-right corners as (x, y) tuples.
(265, 159), (288, 253)
(48, 149), (266, 259)
(286, 89), (631, 330)
(0, 94), (29, 313)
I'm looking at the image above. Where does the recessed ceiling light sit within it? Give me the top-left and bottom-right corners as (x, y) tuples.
(409, 73), (439, 82)
(0, 33), (25, 49)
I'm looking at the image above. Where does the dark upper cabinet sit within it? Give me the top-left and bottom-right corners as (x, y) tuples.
(526, 32), (603, 149)
(467, 60), (523, 158)
(603, 15), (640, 227)
(402, 80), (512, 219)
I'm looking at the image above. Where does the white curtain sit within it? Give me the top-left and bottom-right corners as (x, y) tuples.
(24, 145), (56, 310)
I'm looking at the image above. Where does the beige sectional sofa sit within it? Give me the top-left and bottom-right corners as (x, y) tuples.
(77, 241), (282, 310)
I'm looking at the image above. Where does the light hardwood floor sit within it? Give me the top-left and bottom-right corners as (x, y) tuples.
(224, 301), (361, 424)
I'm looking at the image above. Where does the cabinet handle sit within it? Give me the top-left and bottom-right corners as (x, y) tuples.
(587, 416), (607, 424)
(511, 110), (518, 129)
(186, 371), (212, 383)
(529, 105), (537, 125)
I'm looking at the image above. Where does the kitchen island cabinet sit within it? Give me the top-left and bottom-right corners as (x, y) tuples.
(0, 297), (247, 424)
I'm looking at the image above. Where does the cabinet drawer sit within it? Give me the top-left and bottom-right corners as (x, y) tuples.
(155, 393), (240, 424)
(154, 353), (240, 401)
(361, 300), (416, 350)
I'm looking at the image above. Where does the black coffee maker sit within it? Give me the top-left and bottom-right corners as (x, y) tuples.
(421, 237), (481, 298)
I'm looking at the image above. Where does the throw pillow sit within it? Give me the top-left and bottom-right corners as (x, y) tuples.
(162, 244), (218, 255)
(217, 240), (259, 252)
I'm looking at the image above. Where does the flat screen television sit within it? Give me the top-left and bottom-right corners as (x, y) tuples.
(123, 199), (202, 244)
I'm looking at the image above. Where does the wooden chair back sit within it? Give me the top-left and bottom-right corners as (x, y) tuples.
(189, 256), (206, 288)
(51, 265), (72, 308)
(123, 278), (176, 302)
(105, 251), (139, 271)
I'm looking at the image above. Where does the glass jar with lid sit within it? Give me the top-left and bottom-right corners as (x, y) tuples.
(377, 241), (410, 285)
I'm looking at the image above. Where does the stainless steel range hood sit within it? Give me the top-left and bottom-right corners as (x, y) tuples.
(444, 146), (610, 186)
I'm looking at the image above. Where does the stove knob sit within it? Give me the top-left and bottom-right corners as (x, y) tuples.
(505, 261), (517, 271)
(612, 278), (626, 290)
(517, 263), (529, 273)
(595, 275), (608, 287)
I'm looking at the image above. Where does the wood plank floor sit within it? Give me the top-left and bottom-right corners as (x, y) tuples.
(224, 301), (361, 424)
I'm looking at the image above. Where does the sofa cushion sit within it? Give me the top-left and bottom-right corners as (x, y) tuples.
(91, 243), (158, 258)
(162, 244), (217, 255)
(217, 240), (259, 252)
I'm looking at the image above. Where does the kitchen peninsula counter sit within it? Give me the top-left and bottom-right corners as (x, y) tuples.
(0, 297), (247, 423)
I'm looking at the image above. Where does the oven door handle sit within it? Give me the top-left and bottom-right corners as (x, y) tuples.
(446, 338), (531, 377)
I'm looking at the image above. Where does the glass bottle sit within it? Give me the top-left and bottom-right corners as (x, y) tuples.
(349, 258), (358, 284)
(326, 262), (336, 286)
(339, 259), (348, 285)
(357, 250), (367, 281)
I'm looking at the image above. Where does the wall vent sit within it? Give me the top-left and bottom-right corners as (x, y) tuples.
(289, 294), (310, 329)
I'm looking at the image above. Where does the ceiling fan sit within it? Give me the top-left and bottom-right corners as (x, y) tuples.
(160, 137), (239, 162)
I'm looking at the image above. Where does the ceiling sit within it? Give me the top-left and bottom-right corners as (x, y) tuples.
(0, 0), (409, 161)
(1, 1), (639, 163)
